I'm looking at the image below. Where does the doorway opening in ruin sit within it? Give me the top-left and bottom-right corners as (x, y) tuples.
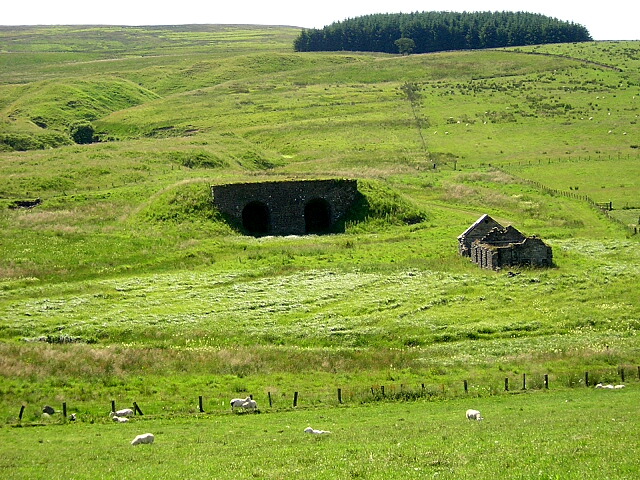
(242, 201), (270, 235)
(305, 198), (331, 234)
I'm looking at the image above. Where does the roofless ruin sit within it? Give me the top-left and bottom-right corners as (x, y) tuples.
(458, 214), (553, 270)
(211, 179), (359, 236)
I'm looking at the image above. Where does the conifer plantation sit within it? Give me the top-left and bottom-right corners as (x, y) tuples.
(294, 11), (592, 53)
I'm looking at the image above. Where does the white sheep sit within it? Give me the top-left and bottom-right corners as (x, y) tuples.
(230, 396), (252, 411)
(595, 383), (615, 389)
(304, 426), (331, 435)
(466, 409), (483, 421)
(231, 396), (258, 412)
(131, 433), (154, 446)
(614, 384), (625, 389)
(111, 408), (134, 417)
(112, 415), (129, 423)
(241, 398), (258, 412)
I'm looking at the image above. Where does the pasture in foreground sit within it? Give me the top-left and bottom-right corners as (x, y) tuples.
(0, 387), (638, 479)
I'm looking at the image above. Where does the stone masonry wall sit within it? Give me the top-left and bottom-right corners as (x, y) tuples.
(471, 236), (553, 270)
(211, 179), (359, 235)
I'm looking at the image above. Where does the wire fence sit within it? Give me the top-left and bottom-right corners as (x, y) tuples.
(496, 165), (638, 236)
(11, 365), (638, 424)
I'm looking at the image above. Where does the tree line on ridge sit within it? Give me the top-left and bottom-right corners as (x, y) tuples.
(293, 11), (592, 54)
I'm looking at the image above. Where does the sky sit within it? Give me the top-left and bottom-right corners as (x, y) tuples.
(2, 1), (638, 41)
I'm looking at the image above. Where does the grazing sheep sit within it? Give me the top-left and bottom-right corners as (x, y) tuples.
(69, 413), (77, 421)
(304, 427), (331, 435)
(614, 384), (625, 389)
(230, 396), (253, 412)
(112, 416), (129, 423)
(466, 409), (483, 421)
(131, 433), (154, 446)
(42, 405), (55, 415)
(110, 408), (134, 417)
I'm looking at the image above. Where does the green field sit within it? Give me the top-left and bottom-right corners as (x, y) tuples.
(2, 389), (639, 480)
(0, 25), (639, 478)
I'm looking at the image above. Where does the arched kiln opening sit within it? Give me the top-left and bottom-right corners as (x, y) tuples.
(242, 201), (270, 235)
(305, 198), (331, 234)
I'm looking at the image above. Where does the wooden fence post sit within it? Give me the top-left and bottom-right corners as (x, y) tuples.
(585, 372), (589, 387)
(337, 388), (342, 404)
(544, 374), (549, 389)
(198, 396), (204, 413)
(268, 392), (273, 408)
(293, 392), (298, 408)
(522, 374), (527, 390)
(620, 368), (625, 383)
(133, 402), (144, 416)
(63, 402), (67, 419)
(111, 400), (116, 413)
(504, 378), (509, 392)
(464, 380), (468, 393)
(19, 405), (25, 421)
(381, 386), (385, 397)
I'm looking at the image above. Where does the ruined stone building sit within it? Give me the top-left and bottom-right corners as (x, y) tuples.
(458, 214), (553, 270)
(211, 179), (359, 236)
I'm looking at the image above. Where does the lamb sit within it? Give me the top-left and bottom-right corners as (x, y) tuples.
(241, 398), (258, 412)
(230, 396), (254, 412)
(304, 427), (331, 435)
(110, 408), (134, 417)
(131, 433), (155, 446)
(112, 415), (129, 423)
(466, 409), (483, 421)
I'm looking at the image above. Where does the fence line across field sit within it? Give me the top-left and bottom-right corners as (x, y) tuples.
(15, 366), (637, 423)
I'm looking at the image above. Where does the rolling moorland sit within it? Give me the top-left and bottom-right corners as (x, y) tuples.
(1, 24), (640, 478)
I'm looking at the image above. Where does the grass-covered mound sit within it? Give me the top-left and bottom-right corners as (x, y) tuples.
(135, 178), (427, 233)
(0, 78), (158, 150)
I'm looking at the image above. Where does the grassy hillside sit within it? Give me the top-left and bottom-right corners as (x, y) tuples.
(0, 25), (639, 455)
